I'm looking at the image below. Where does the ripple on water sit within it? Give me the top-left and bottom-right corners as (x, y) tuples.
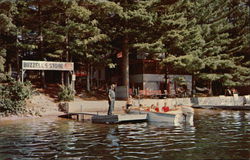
(0, 110), (250, 160)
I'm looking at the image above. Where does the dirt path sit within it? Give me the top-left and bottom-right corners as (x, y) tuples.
(0, 84), (109, 121)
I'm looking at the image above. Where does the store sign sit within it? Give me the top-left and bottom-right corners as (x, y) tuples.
(22, 60), (74, 71)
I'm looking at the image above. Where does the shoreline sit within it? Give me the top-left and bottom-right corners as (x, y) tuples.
(0, 111), (65, 122)
(1, 93), (249, 122)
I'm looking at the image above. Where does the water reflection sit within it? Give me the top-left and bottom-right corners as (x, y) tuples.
(0, 110), (249, 160)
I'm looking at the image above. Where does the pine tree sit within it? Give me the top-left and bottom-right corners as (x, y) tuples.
(18, 0), (108, 87)
(158, 0), (250, 95)
(153, 0), (205, 74)
(224, 0), (250, 87)
(0, 0), (17, 80)
(189, 0), (250, 94)
(90, 0), (159, 98)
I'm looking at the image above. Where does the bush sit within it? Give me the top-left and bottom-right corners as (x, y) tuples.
(0, 80), (33, 115)
(58, 85), (74, 101)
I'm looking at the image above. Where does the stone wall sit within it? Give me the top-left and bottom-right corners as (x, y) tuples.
(134, 95), (246, 109)
(66, 95), (249, 113)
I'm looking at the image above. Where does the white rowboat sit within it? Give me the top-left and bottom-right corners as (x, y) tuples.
(128, 106), (194, 126)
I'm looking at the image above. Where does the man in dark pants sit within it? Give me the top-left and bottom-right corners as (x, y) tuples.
(108, 83), (116, 115)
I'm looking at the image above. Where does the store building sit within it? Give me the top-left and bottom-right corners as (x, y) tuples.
(111, 53), (193, 98)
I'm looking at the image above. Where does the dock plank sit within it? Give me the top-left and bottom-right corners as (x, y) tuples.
(92, 114), (147, 124)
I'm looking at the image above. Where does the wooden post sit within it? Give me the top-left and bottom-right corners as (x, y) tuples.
(77, 114), (84, 121)
(71, 72), (76, 94)
(21, 69), (25, 83)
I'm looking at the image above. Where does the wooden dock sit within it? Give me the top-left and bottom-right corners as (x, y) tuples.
(91, 114), (148, 124)
(66, 111), (147, 124)
(67, 112), (105, 121)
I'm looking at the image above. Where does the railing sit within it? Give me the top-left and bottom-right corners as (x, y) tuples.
(129, 89), (190, 98)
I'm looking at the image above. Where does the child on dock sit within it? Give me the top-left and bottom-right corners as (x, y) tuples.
(123, 95), (133, 113)
(126, 95), (133, 109)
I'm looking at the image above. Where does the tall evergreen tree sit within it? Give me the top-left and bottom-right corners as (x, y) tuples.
(1, 0), (249, 96)
(225, 0), (250, 87)
(190, 0), (249, 94)
(158, 0), (250, 95)
(0, 0), (17, 80)
(152, 0), (205, 73)
(14, 0), (108, 87)
(90, 0), (159, 98)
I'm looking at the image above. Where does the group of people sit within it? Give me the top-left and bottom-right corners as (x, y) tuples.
(143, 103), (170, 113)
(225, 87), (238, 96)
(107, 83), (171, 115)
(107, 83), (133, 115)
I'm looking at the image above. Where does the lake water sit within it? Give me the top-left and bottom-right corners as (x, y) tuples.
(0, 109), (249, 160)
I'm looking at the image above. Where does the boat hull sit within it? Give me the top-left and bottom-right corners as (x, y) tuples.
(129, 106), (194, 126)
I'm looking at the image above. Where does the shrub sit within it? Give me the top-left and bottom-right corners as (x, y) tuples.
(0, 80), (33, 115)
(58, 85), (74, 101)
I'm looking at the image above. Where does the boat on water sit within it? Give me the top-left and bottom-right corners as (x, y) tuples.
(127, 105), (194, 126)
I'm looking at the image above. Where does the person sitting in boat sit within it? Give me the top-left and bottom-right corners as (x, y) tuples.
(144, 105), (154, 111)
(162, 103), (170, 112)
(139, 104), (146, 111)
(149, 104), (155, 111)
(155, 107), (160, 112)
(155, 102), (160, 112)
(149, 104), (160, 112)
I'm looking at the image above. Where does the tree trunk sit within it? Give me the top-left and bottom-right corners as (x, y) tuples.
(16, 28), (20, 82)
(209, 80), (213, 96)
(8, 63), (12, 75)
(65, 31), (70, 87)
(192, 74), (195, 97)
(97, 69), (100, 88)
(164, 60), (169, 95)
(86, 64), (90, 91)
(122, 34), (129, 99)
(38, 1), (46, 88)
(90, 65), (93, 89)
(61, 72), (64, 85)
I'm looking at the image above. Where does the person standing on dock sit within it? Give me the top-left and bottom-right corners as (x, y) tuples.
(108, 83), (116, 115)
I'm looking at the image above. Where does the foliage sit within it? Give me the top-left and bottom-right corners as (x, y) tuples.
(0, 0), (17, 80)
(0, 79), (32, 115)
(90, 0), (159, 96)
(173, 76), (187, 86)
(157, 0), (250, 94)
(58, 85), (74, 101)
(0, 0), (249, 95)
(193, 0), (250, 88)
